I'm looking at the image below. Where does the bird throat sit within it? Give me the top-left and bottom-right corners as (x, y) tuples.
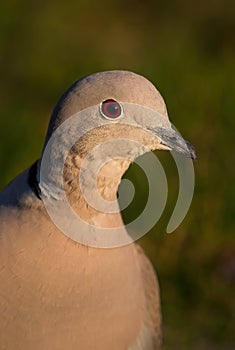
(63, 155), (131, 228)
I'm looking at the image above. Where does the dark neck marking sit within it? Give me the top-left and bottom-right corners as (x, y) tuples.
(28, 160), (41, 200)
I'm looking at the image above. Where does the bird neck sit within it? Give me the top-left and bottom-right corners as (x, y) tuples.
(37, 152), (131, 229)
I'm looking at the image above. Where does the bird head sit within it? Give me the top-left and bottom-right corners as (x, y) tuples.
(37, 71), (196, 247)
(43, 70), (196, 159)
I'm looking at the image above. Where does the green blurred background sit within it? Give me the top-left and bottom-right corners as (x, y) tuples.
(0, 0), (234, 349)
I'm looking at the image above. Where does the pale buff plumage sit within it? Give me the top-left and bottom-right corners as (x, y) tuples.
(0, 71), (195, 349)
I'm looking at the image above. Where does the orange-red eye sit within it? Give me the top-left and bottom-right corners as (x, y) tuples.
(100, 99), (123, 120)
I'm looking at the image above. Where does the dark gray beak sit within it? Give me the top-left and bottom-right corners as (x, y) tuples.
(148, 126), (197, 160)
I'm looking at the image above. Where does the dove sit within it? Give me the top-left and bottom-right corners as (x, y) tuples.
(0, 70), (195, 349)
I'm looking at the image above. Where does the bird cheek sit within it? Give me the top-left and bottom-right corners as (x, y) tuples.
(142, 134), (162, 151)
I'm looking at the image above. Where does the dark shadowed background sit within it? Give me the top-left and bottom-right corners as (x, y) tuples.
(0, 1), (234, 349)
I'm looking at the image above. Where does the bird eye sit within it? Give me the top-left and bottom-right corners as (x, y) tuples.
(100, 99), (123, 120)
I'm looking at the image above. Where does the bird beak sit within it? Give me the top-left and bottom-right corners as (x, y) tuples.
(147, 126), (197, 160)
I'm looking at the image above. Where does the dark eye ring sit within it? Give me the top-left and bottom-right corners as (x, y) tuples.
(99, 99), (123, 120)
